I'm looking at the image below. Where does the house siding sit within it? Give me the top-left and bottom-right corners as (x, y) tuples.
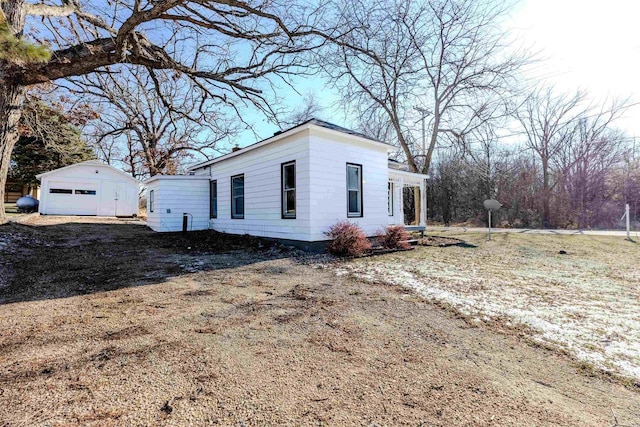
(145, 123), (406, 244)
(145, 177), (210, 232)
(192, 132), (312, 240)
(307, 129), (389, 241)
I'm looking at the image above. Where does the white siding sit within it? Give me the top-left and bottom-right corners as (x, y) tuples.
(192, 133), (312, 240)
(150, 124), (397, 242)
(145, 177), (210, 232)
(307, 129), (389, 241)
(39, 163), (140, 216)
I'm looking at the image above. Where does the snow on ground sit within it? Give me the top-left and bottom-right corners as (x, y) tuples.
(333, 246), (640, 381)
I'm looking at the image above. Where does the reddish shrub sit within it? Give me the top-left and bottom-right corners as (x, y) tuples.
(379, 225), (410, 250)
(325, 221), (372, 257)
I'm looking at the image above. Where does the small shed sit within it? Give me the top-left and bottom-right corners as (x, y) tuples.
(37, 160), (141, 217)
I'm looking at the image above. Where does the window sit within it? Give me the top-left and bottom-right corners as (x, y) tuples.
(347, 163), (363, 217)
(231, 174), (244, 219)
(50, 188), (72, 194)
(75, 189), (96, 195)
(149, 190), (154, 213)
(281, 161), (296, 219)
(388, 182), (393, 216)
(210, 180), (217, 219)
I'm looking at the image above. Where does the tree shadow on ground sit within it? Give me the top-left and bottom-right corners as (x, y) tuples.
(0, 221), (291, 305)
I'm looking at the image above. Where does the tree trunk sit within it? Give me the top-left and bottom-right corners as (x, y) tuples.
(1, 0), (28, 222)
(542, 158), (551, 228)
(0, 83), (26, 222)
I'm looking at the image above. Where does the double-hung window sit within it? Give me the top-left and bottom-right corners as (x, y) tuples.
(388, 182), (394, 216)
(149, 190), (154, 213)
(210, 180), (217, 218)
(281, 161), (296, 218)
(346, 163), (363, 217)
(231, 174), (244, 219)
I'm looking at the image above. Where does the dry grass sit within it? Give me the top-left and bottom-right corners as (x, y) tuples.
(339, 231), (640, 383)
(1, 218), (639, 426)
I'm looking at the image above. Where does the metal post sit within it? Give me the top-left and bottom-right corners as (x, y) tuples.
(488, 209), (492, 241)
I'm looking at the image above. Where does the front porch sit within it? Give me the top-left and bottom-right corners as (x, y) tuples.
(388, 169), (428, 234)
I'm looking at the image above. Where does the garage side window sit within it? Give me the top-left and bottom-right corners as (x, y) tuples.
(231, 174), (244, 219)
(50, 188), (72, 194)
(210, 180), (217, 219)
(75, 190), (96, 195)
(149, 190), (154, 213)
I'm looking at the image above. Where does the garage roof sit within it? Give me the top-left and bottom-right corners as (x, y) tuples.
(36, 160), (141, 184)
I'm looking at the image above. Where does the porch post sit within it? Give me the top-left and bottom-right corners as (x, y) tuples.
(420, 179), (426, 226)
(398, 178), (404, 225)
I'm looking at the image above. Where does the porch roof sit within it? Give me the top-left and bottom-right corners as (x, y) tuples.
(388, 168), (428, 186)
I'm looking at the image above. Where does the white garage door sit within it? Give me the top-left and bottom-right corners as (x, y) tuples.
(47, 181), (99, 215)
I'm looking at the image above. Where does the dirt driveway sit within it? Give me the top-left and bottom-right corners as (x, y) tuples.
(0, 216), (639, 426)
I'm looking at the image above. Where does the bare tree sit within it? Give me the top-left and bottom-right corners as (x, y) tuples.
(320, 0), (525, 174)
(515, 88), (586, 226)
(69, 68), (238, 179)
(279, 91), (324, 127)
(0, 0), (336, 221)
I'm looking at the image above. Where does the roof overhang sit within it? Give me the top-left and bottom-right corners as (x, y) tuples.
(189, 122), (391, 171)
(143, 175), (210, 185)
(36, 160), (141, 184)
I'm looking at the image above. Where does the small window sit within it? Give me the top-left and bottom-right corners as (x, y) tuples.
(347, 163), (363, 217)
(50, 188), (72, 194)
(388, 182), (393, 216)
(281, 161), (296, 219)
(210, 180), (218, 219)
(75, 189), (96, 195)
(231, 174), (244, 219)
(149, 190), (154, 213)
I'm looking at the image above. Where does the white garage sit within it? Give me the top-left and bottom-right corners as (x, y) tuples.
(36, 160), (141, 217)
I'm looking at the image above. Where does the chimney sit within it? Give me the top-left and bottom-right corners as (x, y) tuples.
(231, 145), (241, 152)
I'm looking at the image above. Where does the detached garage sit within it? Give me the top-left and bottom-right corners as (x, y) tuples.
(37, 160), (141, 217)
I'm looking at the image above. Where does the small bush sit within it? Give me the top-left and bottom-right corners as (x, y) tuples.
(379, 225), (410, 250)
(325, 221), (371, 257)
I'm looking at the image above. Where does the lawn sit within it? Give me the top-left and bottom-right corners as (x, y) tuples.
(338, 231), (640, 382)
(0, 217), (639, 426)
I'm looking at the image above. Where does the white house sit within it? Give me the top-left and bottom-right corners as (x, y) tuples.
(37, 160), (141, 217)
(145, 119), (427, 248)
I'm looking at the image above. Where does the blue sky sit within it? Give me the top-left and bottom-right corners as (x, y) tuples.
(197, 0), (640, 164)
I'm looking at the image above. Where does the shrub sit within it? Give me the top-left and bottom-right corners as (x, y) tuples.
(325, 220), (371, 257)
(379, 225), (410, 250)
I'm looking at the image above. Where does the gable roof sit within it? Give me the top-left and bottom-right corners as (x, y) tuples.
(189, 118), (390, 171)
(36, 160), (141, 184)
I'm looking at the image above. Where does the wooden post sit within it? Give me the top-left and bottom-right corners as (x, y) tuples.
(626, 203), (630, 240)
(399, 178), (404, 225)
(413, 186), (420, 225)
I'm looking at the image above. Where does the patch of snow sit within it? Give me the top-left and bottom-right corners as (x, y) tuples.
(335, 257), (640, 381)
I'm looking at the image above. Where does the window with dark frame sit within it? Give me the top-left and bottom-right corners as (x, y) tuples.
(231, 174), (244, 219)
(75, 189), (96, 195)
(347, 163), (363, 217)
(49, 188), (72, 194)
(388, 182), (393, 216)
(149, 190), (154, 213)
(210, 180), (217, 218)
(281, 161), (296, 219)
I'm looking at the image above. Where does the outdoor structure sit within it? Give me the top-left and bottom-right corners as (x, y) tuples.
(3, 180), (39, 203)
(37, 160), (141, 217)
(145, 119), (427, 247)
